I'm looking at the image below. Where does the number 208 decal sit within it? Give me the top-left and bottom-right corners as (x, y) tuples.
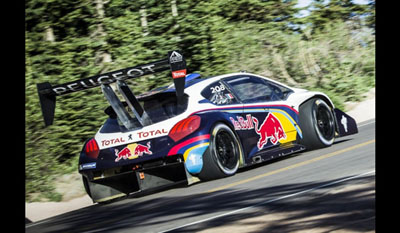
(210, 83), (226, 93)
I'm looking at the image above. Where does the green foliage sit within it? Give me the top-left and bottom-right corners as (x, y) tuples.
(304, 0), (370, 34)
(25, 0), (375, 202)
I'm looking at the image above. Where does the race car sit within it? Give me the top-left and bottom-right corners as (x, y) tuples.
(37, 51), (358, 203)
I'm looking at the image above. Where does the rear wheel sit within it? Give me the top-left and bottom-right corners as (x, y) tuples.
(198, 123), (241, 181)
(298, 98), (335, 150)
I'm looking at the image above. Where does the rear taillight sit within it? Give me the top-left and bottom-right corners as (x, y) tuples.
(169, 115), (201, 142)
(85, 138), (99, 159)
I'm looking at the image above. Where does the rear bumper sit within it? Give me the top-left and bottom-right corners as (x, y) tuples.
(81, 154), (196, 203)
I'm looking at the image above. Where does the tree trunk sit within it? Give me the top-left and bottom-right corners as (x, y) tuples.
(44, 26), (55, 42)
(171, 0), (178, 17)
(93, 0), (112, 66)
(140, 6), (149, 36)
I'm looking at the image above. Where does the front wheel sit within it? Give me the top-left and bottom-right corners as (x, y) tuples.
(298, 98), (336, 150)
(197, 123), (241, 181)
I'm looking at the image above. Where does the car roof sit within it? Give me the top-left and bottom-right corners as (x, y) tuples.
(138, 72), (293, 100)
(185, 72), (293, 93)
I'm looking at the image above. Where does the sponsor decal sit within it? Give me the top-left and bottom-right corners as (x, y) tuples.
(101, 137), (126, 147)
(230, 113), (287, 150)
(252, 113), (286, 149)
(341, 115), (348, 132)
(137, 129), (168, 139)
(51, 64), (157, 95)
(169, 51), (183, 63)
(79, 162), (96, 170)
(229, 114), (254, 130)
(172, 69), (187, 79)
(114, 142), (152, 162)
(189, 154), (197, 165)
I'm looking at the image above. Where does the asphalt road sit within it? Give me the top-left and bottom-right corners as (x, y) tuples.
(26, 119), (375, 233)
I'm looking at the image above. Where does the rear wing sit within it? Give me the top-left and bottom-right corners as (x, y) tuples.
(37, 50), (187, 127)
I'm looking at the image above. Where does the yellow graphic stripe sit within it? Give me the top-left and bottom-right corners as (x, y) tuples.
(269, 109), (302, 135)
(183, 142), (210, 161)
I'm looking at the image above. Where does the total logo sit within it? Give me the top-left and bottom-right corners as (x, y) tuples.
(230, 113), (286, 150)
(172, 69), (187, 79)
(114, 142), (152, 162)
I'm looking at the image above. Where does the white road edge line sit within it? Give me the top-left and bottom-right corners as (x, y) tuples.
(358, 119), (375, 128)
(26, 218), (52, 228)
(158, 170), (375, 233)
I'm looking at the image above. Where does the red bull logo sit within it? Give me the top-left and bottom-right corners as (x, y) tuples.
(252, 113), (286, 150)
(114, 142), (152, 162)
(230, 114), (254, 130)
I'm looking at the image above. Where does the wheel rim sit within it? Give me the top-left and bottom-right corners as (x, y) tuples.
(215, 130), (239, 173)
(314, 103), (335, 142)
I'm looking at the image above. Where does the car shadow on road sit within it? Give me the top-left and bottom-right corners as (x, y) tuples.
(179, 175), (375, 233)
(26, 174), (375, 233)
(333, 138), (353, 145)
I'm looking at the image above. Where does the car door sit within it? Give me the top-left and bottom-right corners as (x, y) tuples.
(222, 75), (299, 162)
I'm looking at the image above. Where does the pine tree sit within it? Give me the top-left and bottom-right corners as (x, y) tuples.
(26, 0), (110, 200)
(305, 0), (370, 34)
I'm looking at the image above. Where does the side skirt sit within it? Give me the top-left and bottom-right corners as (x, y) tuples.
(247, 143), (306, 166)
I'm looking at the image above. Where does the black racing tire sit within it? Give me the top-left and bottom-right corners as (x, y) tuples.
(197, 123), (241, 181)
(298, 98), (335, 150)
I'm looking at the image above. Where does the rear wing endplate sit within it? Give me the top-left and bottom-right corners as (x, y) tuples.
(37, 50), (187, 127)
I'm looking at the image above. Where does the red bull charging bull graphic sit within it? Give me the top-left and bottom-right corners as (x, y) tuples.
(230, 113), (287, 150)
(114, 142), (152, 162)
(252, 113), (286, 149)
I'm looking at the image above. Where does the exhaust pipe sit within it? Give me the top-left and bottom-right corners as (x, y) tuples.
(252, 156), (262, 163)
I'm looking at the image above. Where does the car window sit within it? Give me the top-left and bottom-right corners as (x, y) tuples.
(142, 92), (189, 123)
(224, 75), (292, 103)
(101, 92), (188, 133)
(266, 81), (294, 100)
(201, 81), (238, 105)
(224, 76), (273, 103)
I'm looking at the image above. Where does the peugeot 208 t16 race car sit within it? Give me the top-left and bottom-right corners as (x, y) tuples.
(37, 51), (357, 203)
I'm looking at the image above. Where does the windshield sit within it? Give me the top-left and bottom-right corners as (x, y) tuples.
(101, 92), (188, 133)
